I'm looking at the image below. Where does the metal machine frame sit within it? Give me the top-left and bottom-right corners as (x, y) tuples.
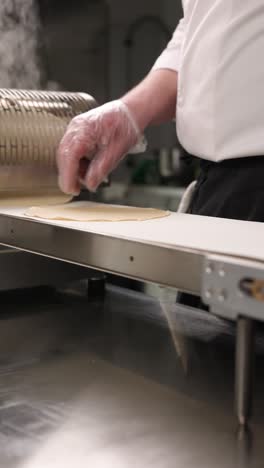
(0, 211), (263, 426)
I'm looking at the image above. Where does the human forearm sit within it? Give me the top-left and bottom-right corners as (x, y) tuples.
(57, 70), (177, 194)
(121, 68), (178, 131)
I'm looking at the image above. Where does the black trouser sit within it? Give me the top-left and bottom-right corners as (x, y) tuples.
(179, 155), (264, 309)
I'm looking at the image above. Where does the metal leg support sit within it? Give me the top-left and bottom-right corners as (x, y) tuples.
(236, 425), (253, 468)
(235, 317), (255, 427)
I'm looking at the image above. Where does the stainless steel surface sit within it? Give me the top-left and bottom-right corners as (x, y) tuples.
(0, 213), (203, 294)
(0, 248), (95, 290)
(0, 88), (96, 195)
(202, 255), (264, 321)
(235, 317), (255, 427)
(1, 284), (264, 467)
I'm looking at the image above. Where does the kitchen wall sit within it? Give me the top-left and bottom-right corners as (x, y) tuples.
(107, 0), (183, 99)
(41, 0), (182, 99)
(40, 1), (109, 101)
(40, 0), (183, 150)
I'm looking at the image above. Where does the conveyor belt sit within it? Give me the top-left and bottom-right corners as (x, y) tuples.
(0, 204), (264, 296)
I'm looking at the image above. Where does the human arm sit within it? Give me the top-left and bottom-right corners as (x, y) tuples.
(57, 19), (185, 194)
(122, 16), (186, 129)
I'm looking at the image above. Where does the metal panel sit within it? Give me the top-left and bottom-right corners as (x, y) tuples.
(202, 254), (264, 321)
(0, 248), (92, 290)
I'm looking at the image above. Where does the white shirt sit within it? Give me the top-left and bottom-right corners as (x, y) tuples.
(153, 0), (264, 161)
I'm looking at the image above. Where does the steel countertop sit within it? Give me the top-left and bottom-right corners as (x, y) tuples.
(1, 283), (264, 467)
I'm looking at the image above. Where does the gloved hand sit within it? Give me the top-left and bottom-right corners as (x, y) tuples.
(57, 99), (146, 194)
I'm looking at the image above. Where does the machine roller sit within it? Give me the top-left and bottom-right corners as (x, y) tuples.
(0, 88), (96, 198)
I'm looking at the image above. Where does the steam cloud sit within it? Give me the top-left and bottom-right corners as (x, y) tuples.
(0, 0), (41, 89)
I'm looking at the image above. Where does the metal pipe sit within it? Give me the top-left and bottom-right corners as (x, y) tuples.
(236, 425), (253, 468)
(235, 317), (255, 427)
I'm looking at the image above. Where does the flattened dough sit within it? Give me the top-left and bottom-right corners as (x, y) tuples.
(25, 201), (170, 222)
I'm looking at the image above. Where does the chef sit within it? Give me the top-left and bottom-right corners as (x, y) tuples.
(57, 0), (264, 307)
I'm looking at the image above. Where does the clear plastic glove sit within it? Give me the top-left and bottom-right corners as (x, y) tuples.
(57, 99), (147, 194)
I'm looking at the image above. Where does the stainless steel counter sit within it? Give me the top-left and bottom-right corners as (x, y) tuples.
(1, 284), (264, 467)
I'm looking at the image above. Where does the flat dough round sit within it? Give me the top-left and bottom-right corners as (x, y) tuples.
(25, 201), (170, 222)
